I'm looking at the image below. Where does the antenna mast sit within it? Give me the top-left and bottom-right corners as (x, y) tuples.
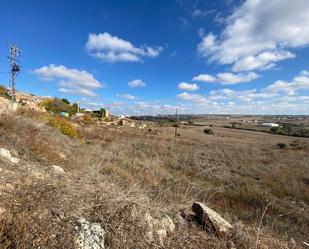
(8, 43), (21, 102)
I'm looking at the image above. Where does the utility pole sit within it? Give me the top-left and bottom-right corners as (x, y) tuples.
(8, 43), (21, 102)
(174, 108), (178, 137)
(77, 101), (80, 114)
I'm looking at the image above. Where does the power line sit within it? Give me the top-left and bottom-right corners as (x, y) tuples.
(8, 43), (21, 102)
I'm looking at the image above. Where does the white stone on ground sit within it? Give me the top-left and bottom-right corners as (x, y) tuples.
(144, 213), (175, 245)
(51, 165), (65, 174)
(0, 148), (20, 164)
(192, 202), (233, 236)
(75, 218), (105, 249)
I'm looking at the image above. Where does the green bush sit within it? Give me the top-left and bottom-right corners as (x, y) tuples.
(0, 85), (10, 98)
(40, 98), (77, 115)
(48, 116), (78, 138)
(271, 127), (286, 135)
(204, 128), (214, 134)
(61, 98), (70, 105)
(277, 143), (287, 149)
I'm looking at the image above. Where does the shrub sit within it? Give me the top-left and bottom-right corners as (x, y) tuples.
(188, 120), (195, 125)
(204, 128), (214, 134)
(61, 98), (70, 105)
(40, 98), (77, 115)
(271, 127), (286, 135)
(82, 114), (94, 124)
(277, 143), (287, 149)
(48, 116), (78, 138)
(0, 85), (10, 98)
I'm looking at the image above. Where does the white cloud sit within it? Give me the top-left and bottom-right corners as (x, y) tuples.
(176, 92), (209, 104)
(192, 9), (214, 18)
(264, 71), (309, 95)
(232, 51), (295, 72)
(59, 88), (97, 97)
(33, 64), (103, 97)
(217, 72), (259, 85)
(116, 94), (137, 100)
(175, 70), (309, 114)
(197, 0), (309, 71)
(128, 79), (146, 88)
(90, 100), (181, 116)
(80, 69), (309, 114)
(86, 32), (163, 62)
(192, 72), (259, 85)
(192, 9), (203, 17)
(178, 82), (199, 91)
(209, 88), (277, 102)
(192, 74), (216, 82)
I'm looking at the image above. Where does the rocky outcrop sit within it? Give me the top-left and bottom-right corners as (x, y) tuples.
(51, 165), (65, 174)
(192, 202), (233, 237)
(75, 218), (105, 249)
(143, 213), (175, 245)
(0, 97), (11, 114)
(0, 148), (20, 164)
(0, 207), (6, 220)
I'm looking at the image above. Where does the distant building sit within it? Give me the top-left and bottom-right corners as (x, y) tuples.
(92, 108), (110, 120)
(260, 122), (280, 127)
(60, 112), (69, 118)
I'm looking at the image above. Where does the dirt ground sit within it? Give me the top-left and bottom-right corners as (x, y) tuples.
(0, 114), (308, 248)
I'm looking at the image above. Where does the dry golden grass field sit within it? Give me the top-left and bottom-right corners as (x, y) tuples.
(0, 113), (308, 248)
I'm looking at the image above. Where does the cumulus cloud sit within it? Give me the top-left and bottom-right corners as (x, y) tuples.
(80, 70), (309, 114)
(192, 72), (259, 85)
(176, 70), (309, 114)
(116, 94), (137, 100)
(264, 71), (309, 95)
(128, 79), (146, 88)
(217, 72), (259, 85)
(178, 82), (199, 91)
(80, 98), (183, 115)
(86, 32), (163, 62)
(33, 64), (104, 97)
(197, 0), (309, 71)
(177, 92), (209, 104)
(192, 74), (216, 82)
(232, 51), (295, 72)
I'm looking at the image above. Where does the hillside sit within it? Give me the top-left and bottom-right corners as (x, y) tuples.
(0, 111), (308, 248)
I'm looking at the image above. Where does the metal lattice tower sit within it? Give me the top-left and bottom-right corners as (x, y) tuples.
(8, 43), (21, 102)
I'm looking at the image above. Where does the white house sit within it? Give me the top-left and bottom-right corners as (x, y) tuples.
(261, 123), (280, 127)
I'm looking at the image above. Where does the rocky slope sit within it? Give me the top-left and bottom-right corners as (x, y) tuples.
(0, 113), (307, 248)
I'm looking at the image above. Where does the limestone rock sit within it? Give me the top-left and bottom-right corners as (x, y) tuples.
(58, 153), (66, 159)
(0, 148), (20, 164)
(75, 218), (105, 249)
(51, 165), (65, 174)
(192, 202), (233, 237)
(0, 97), (11, 114)
(144, 213), (175, 245)
(0, 207), (6, 219)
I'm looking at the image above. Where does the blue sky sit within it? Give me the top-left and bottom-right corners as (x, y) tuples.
(1, 0), (309, 115)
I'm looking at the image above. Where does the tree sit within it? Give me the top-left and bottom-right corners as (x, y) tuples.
(40, 98), (72, 114)
(61, 98), (70, 105)
(71, 103), (78, 114)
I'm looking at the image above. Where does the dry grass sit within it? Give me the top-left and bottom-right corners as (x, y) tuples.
(0, 113), (308, 248)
